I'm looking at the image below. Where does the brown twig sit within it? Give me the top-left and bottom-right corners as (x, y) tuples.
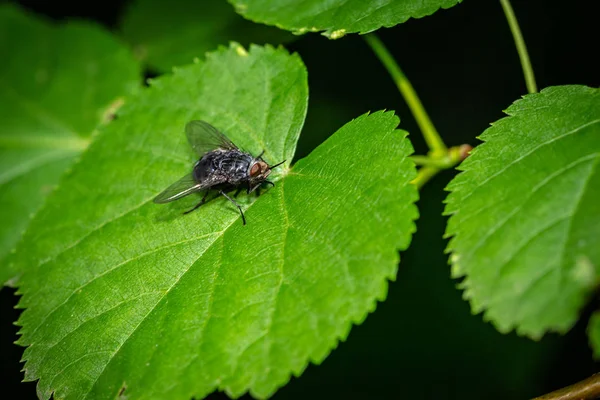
(532, 373), (600, 400)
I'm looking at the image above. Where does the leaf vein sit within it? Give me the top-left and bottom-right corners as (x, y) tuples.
(458, 118), (600, 206)
(85, 229), (234, 398)
(0, 149), (75, 186)
(487, 213), (572, 306)
(27, 231), (221, 342)
(460, 152), (599, 271)
(554, 154), (600, 300)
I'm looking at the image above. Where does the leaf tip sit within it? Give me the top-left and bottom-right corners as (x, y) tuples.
(230, 41), (249, 57)
(323, 28), (347, 39)
(231, 1), (248, 13)
(572, 255), (599, 290)
(291, 26), (318, 35)
(449, 253), (463, 275)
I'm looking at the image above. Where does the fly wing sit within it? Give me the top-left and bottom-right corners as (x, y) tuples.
(185, 120), (238, 156)
(153, 173), (203, 203)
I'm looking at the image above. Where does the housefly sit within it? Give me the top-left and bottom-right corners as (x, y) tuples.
(153, 120), (285, 225)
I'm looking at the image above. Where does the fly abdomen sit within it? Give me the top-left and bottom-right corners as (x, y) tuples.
(193, 153), (217, 182)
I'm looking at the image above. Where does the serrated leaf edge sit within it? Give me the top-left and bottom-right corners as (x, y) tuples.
(442, 86), (600, 339)
(228, 0), (463, 38)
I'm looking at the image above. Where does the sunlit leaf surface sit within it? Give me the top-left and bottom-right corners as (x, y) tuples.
(14, 44), (418, 399)
(121, 0), (293, 72)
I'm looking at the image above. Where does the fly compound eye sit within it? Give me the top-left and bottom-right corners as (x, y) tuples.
(250, 163), (261, 177)
(260, 161), (269, 173)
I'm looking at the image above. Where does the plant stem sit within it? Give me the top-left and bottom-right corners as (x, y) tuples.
(500, 0), (538, 93)
(363, 33), (447, 156)
(412, 166), (439, 189)
(410, 155), (448, 168)
(532, 373), (600, 400)
(410, 144), (473, 186)
(363, 34), (473, 190)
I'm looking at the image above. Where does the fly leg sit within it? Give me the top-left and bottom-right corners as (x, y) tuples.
(248, 182), (261, 195)
(183, 191), (209, 215)
(234, 187), (243, 198)
(220, 190), (246, 225)
(248, 180), (275, 196)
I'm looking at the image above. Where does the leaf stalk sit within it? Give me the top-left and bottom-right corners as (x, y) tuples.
(410, 144), (472, 187)
(363, 33), (447, 157)
(411, 144), (472, 169)
(500, 0), (538, 93)
(363, 34), (473, 189)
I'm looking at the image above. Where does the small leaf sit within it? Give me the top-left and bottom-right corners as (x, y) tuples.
(0, 5), (140, 285)
(14, 44), (418, 400)
(229, 0), (462, 38)
(588, 312), (600, 359)
(444, 85), (600, 339)
(120, 0), (294, 72)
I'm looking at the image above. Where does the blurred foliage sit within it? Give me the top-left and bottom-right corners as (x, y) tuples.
(0, 5), (140, 284)
(120, 0), (293, 72)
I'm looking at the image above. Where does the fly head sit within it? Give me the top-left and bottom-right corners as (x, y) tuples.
(247, 158), (286, 190)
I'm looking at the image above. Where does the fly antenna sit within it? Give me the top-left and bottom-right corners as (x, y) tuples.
(269, 159), (286, 169)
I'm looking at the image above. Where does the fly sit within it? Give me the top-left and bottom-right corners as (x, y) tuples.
(153, 120), (285, 225)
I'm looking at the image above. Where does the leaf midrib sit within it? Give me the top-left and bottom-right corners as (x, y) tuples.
(457, 118), (600, 209)
(459, 152), (600, 275)
(33, 219), (235, 398)
(553, 154), (600, 297)
(34, 166), (357, 398)
(456, 130), (600, 331)
(79, 231), (229, 399)
(446, 118), (600, 243)
(81, 187), (293, 398)
(30, 177), (284, 373)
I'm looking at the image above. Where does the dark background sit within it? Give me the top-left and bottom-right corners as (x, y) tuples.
(1, 0), (598, 399)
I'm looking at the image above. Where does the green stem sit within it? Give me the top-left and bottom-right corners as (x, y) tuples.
(410, 155), (447, 167)
(412, 166), (439, 189)
(500, 0), (538, 93)
(363, 33), (447, 156)
(411, 144), (473, 187)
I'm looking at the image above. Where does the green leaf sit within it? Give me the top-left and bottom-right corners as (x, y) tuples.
(588, 311), (600, 359)
(229, 0), (462, 38)
(14, 43), (418, 400)
(120, 0), (294, 72)
(444, 85), (600, 339)
(0, 5), (140, 285)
